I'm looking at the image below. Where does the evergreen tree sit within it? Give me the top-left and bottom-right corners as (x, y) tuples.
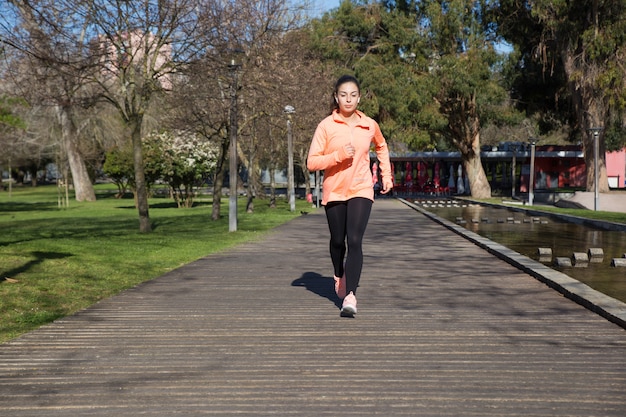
(493, 0), (626, 192)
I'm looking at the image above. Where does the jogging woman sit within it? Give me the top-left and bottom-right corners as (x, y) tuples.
(306, 75), (393, 317)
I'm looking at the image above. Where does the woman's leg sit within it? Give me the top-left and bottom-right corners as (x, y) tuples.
(324, 201), (347, 278)
(344, 198), (373, 294)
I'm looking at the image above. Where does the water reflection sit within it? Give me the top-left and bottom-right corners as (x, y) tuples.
(414, 199), (626, 303)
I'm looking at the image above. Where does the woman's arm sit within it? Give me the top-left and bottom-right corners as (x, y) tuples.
(307, 123), (352, 172)
(372, 122), (393, 193)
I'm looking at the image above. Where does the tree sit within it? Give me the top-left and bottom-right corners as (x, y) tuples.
(0, 96), (26, 131)
(493, 0), (626, 193)
(308, 1), (431, 150)
(258, 27), (332, 207)
(144, 130), (218, 208)
(0, 95), (27, 192)
(164, 0), (311, 217)
(1, 1), (98, 201)
(2, 1), (235, 231)
(310, 1), (512, 198)
(102, 145), (134, 198)
(88, 1), (213, 232)
(410, 0), (520, 199)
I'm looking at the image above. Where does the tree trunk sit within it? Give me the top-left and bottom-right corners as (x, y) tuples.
(56, 105), (96, 202)
(130, 116), (151, 233)
(211, 171), (224, 221)
(446, 93), (491, 199)
(245, 139), (255, 214)
(561, 50), (609, 193)
(245, 162), (257, 214)
(582, 131), (608, 192)
(269, 161), (277, 209)
(580, 96), (609, 192)
(459, 129), (490, 199)
(212, 137), (229, 221)
(299, 148), (311, 197)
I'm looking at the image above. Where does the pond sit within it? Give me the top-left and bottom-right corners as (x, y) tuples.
(411, 198), (626, 304)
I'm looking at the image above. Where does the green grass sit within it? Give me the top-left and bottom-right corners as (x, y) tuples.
(470, 197), (626, 224)
(520, 204), (626, 224)
(0, 184), (312, 343)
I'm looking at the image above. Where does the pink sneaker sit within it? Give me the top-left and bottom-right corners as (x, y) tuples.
(340, 291), (357, 317)
(334, 274), (346, 299)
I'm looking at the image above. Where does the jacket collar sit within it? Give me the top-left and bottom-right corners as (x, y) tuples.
(332, 109), (368, 127)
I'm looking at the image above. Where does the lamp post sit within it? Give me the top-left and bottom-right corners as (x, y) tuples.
(588, 127), (603, 211)
(528, 138), (537, 206)
(314, 171), (320, 208)
(228, 58), (241, 232)
(284, 105), (296, 212)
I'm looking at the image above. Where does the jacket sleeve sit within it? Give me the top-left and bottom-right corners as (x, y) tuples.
(372, 121), (392, 184)
(307, 121), (349, 172)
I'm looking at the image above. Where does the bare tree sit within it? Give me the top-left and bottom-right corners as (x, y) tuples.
(86, 1), (216, 232)
(1, 1), (228, 231)
(230, 21), (331, 210)
(263, 28), (334, 200)
(1, 1), (100, 201)
(2, 0), (323, 226)
(165, 0), (309, 218)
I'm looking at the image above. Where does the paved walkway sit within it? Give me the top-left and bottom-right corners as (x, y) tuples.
(1, 199), (625, 416)
(560, 190), (626, 213)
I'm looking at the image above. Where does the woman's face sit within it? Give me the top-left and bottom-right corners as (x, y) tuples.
(335, 82), (360, 115)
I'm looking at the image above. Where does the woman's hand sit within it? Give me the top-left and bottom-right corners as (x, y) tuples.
(381, 180), (393, 194)
(343, 144), (355, 158)
(336, 143), (355, 163)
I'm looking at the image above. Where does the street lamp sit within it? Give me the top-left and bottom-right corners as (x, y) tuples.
(284, 105), (296, 212)
(528, 138), (537, 206)
(228, 57), (241, 232)
(314, 171), (320, 208)
(588, 127), (603, 211)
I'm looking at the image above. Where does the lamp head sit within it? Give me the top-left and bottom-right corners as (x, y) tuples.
(588, 127), (603, 138)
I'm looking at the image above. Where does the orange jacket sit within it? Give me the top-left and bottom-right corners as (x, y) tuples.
(307, 110), (392, 205)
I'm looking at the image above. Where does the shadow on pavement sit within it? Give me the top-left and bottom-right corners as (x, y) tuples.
(291, 271), (342, 308)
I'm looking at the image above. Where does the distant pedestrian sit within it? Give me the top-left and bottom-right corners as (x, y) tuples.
(307, 74), (393, 317)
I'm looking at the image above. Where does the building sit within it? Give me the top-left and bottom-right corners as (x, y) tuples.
(384, 144), (626, 195)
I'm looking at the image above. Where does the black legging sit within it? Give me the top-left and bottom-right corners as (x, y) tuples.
(324, 197), (373, 294)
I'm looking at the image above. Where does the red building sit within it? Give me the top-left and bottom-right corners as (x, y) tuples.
(519, 145), (626, 191)
(384, 144), (626, 196)
(607, 149), (626, 188)
(518, 145), (586, 191)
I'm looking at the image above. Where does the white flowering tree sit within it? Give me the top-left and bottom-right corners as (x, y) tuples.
(144, 130), (218, 208)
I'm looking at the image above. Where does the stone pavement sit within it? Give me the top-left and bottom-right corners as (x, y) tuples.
(1, 199), (625, 416)
(562, 191), (626, 213)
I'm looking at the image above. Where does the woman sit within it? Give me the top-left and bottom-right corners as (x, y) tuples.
(307, 75), (393, 317)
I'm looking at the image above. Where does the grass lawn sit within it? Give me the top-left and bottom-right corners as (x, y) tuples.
(0, 184), (312, 343)
(516, 204), (626, 224)
(471, 197), (626, 224)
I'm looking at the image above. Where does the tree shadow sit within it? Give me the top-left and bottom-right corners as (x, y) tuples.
(0, 201), (58, 213)
(1, 251), (73, 282)
(116, 201), (213, 210)
(291, 271), (342, 308)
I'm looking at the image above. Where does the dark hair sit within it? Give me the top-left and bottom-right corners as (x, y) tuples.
(330, 75), (361, 114)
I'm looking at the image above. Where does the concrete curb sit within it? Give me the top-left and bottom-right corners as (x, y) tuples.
(399, 198), (626, 330)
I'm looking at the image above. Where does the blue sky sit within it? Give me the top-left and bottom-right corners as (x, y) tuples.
(313, 0), (341, 15)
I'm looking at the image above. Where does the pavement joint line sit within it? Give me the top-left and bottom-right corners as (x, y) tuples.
(398, 197), (626, 330)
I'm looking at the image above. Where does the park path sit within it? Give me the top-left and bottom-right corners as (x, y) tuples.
(1, 199), (625, 416)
